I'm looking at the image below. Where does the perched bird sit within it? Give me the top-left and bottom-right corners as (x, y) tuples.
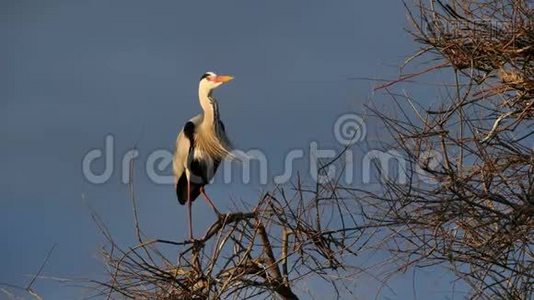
(173, 71), (234, 239)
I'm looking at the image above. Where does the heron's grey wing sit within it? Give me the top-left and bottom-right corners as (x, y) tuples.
(173, 129), (189, 184)
(173, 115), (202, 181)
(174, 121), (202, 204)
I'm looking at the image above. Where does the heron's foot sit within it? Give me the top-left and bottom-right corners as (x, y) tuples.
(216, 211), (229, 222)
(192, 239), (204, 248)
(185, 237), (205, 247)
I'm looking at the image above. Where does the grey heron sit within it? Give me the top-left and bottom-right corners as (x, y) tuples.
(173, 71), (234, 240)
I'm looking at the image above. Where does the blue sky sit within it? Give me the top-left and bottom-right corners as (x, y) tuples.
(2, 1), (462, 298)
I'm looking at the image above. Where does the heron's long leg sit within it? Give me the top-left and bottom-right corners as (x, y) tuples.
(200, 186), (220, 216)
(187, 178), (193, 240)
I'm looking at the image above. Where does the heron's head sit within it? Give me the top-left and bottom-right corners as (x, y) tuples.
(199, 71), (234, 92)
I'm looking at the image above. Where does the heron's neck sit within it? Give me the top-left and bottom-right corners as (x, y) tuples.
(198, 88), (218, 128)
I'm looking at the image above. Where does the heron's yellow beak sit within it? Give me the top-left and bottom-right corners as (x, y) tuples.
(214, 75), (234, 83)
